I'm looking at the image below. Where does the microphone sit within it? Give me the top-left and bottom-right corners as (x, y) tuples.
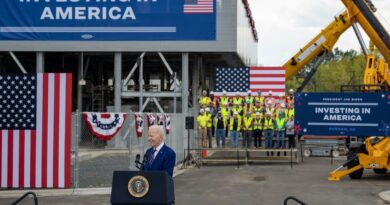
(142, 154), (148, 168)
(135, 154), (142, 169)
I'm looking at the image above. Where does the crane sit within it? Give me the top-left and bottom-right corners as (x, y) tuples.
(282, 0), (390, 180)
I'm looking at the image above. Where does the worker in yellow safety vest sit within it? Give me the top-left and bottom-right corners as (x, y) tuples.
(205, 107), (213, 148)
(196, 109), (208, 148)
(198, 90), (211, 109)
(253, 112), (263, 148)
(275, 112), (287, 150)
(255, 91), (265, 107)
(219, 90), (230, 106)
(214, 111), (227, 147)
(231, 104), (243, 117)
(252, 101), (264, 119)
(275, 103), (288, 119)
(229, 112), (241, 148)
(243, 90), (255, 114)
(287, 107), (295, 120)
(265, 100), (275, 119)
(231, 92), (243, 107)
(242, 111), (253, 148)
(263, 112), (274, 151)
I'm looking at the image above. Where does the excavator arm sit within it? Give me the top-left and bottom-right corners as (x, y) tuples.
(284, 11), (353, 80)
(285, 0), (390, 85)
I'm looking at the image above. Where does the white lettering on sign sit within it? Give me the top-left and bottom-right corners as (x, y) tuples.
(40, 6), (136, 20)
(323, 115), (363, 121)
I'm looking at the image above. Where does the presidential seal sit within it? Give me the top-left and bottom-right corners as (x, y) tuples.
(128, 175), (150, 198)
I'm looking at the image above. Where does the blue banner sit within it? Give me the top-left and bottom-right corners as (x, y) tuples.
(295, 93), (390, 136)
(0, 0), (216, 41)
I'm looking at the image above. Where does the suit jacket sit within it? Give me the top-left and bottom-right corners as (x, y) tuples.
(142, 144), (176, 177)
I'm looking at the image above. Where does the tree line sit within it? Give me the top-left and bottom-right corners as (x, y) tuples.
(286, 48), (366, 92)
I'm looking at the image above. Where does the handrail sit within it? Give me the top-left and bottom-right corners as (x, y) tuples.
(11, 191), (38, 205)
(283, 196), (307, 205)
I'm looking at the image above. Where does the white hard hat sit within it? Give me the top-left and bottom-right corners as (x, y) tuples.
(255, 112), (260, 116)
(200, 109), (204, 113)
(247, 90), (252, 93)
(202, 90), (207, 93)
(233, 111), (238, 115)
(223, 90), (227, 95)
(265, 112), (271, 116)
(268, 90), (273, 94)
(281, 103), (286, 108)
(210, 91), (214, 95)
(267, 100), (272, 104)
(205, 107), (210, 112)
(289, 89), (294, 92)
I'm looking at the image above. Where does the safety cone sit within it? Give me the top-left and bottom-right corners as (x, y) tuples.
(202, 149), (208, 157)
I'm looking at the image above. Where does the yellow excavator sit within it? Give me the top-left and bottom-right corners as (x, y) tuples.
(283, 0), (390, 180)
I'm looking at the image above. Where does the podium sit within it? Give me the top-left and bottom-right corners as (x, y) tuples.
(111, 171), (175, 205)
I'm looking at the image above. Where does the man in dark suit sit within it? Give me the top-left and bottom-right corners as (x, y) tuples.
(143, 125), (176, 177)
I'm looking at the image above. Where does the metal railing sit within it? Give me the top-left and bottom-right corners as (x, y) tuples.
(11, 192), (38, 205)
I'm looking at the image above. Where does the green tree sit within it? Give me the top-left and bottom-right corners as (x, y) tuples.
(287, 48), (366, 92)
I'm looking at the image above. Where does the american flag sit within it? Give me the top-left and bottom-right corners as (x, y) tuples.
(183, 0), (214, 14)
(214, 67), (286, 96)
(0, 73), (72, 188)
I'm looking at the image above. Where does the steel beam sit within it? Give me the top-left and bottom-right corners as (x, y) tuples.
(115, 52), (122, 112)
(36, 52), (44, 73)
(122, 91), (182, 98)
(352, 23), (369, 56)
(123, 52), (146, 89)
(152, 97), (164, 113)
(9, 52), (27, 74)
(141, 97), (151, 112)
(182, 53), (189, 114)
(139, 54), (144, 112)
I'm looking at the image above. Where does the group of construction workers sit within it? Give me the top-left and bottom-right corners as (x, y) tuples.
(196, 89), (296, 153)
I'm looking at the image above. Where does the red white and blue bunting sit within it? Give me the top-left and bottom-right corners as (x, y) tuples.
(83, 112), (126, 141)
(164, 114), (171, 135)
(147, 113), (156, 127)
(134, 113), (144, 138)
(157, 114), (164, 126)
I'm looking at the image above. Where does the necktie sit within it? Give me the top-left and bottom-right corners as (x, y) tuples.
(149, 149), (156, 165)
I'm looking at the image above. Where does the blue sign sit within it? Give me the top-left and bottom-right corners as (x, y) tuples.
(295, 93), (390, 136)
(0, 0), (216, 41)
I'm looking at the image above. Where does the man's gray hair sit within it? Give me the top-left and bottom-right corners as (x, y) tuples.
(149, 125), (165, 138)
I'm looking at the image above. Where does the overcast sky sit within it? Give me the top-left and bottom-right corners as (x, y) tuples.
(248, 0), (390, 66)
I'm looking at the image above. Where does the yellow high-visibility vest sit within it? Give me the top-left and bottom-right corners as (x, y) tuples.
(219, 96), (229, 105)
(232, 97), (243, 106)
(243, 116), (253, 131)
(205, 113), (212, 128)
(253, 118), (262, 130)
(252, 107), (264, 118)
(199, 97), (211, 107)
(255, 96), (265, 105)
(287, 108), (295, 119)
(264, 118), (274, 130)
(229, 116), (242, 131)
(197, 115), (208, 128)
(221, 107), (230, 119)
(275, 118), (286, 131)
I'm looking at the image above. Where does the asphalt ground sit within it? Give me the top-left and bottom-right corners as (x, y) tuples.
(1, 157), (389, 205)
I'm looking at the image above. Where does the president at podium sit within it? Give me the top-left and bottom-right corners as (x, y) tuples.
(143, 125), (176, 177)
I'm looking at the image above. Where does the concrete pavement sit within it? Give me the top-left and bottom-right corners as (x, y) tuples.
(0, 157), (389, 205)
